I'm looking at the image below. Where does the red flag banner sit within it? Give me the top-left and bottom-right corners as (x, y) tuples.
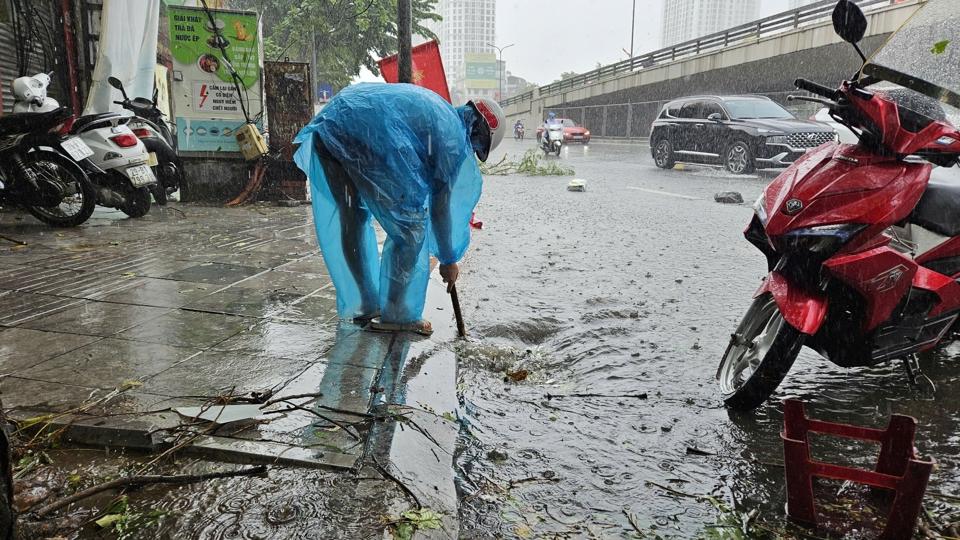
(378, 40), (451, 103)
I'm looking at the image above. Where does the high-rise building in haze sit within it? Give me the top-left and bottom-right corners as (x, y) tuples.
(660, 0), (759, 47)
(787, 0), (819, 8)
(421, 0), (498, 104)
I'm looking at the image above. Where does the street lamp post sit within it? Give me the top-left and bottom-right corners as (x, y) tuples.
(630, 0), (636, 58)
(486, 42), (514, 101)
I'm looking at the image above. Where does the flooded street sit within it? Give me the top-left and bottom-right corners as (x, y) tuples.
(454, 140), (960, 538)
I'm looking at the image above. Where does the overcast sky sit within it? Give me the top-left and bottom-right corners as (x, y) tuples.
(497, 0), (790, 85)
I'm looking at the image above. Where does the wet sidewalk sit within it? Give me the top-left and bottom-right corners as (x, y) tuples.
(0, 204), (460, 538)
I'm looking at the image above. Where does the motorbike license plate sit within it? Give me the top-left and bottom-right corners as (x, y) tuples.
(126, 164), (156, 187)
(62, 137), (94, 161)
(147, 152), (159, 167)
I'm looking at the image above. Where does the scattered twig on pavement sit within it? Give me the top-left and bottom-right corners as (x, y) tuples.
(546, 392), (648, 400)
(508, 476), (560, 489)
(33, 466), (267, 517)
(0, 234), (26, 246)
(371, 455), (422, 510)
(264, 402), (361, 441)
(623, 509), (645, 537)
(165, 206), (187, 217)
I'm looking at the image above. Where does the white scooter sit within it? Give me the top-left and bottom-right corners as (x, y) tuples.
(13, 73), (157, 217)
(541, 123), (563, 156)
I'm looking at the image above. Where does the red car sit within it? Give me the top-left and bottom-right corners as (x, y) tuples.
(536, 118), (592, 144)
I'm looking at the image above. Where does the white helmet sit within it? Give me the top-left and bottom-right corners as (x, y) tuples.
(467, 97), (505, 162)
(11, 73), (51, 105)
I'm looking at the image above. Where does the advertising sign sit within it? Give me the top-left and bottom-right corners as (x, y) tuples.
(464, 52), (498, 89)
(167, 5), (262, 152)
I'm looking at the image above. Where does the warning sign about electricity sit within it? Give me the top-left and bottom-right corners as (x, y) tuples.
(193, 82), (241, 113)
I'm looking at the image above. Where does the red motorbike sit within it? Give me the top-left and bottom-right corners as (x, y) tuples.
(717, 0), (960, 409)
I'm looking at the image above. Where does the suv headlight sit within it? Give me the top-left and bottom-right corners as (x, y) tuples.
(766, 135), (787, 144)
(780, 224), (865, 256)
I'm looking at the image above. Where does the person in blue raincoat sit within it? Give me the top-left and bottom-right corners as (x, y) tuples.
(294, 83), (505, 336)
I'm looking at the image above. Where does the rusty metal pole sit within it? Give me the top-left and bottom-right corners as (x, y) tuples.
(397, 0), (413, 83)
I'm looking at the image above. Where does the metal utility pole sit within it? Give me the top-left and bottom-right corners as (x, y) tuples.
(486, 42), (514, 101)
(630, 0), (636, 58)
(398, 0), (413, 83)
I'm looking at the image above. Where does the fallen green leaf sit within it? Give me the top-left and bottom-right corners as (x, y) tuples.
(95, 514), (123, 529)
(932, 40), (950, 54)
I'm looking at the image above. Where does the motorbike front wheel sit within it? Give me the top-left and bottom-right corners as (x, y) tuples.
(716, 293), (804, 410)
(24, 151), (97, 227)
(121, 186), (152, 218)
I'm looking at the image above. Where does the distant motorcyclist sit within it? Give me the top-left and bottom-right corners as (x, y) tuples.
(294, 83), (505, 335)
(541, 112), (560, 141)
(514, 119), (525, 140)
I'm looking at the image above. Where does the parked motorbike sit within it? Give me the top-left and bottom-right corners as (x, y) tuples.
(514, 123), (525, 140)
(107, 77), (182, 205)
(13, 73), (157, 218)
(0, 106), (97, 227)
(541, 123), (563, 156)
(717, 0), (960, 410)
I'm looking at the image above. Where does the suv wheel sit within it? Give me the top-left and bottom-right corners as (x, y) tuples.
(653, 139), (676, 169)
(724, 140), (755, 174)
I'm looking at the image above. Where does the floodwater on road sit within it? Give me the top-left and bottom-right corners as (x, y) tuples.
(453, 140), (960, 538)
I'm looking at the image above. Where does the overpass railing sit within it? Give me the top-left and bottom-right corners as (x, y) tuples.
(500, 0), (902, 108)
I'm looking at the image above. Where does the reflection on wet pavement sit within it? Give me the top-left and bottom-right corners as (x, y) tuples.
(0, 204), (460, 538)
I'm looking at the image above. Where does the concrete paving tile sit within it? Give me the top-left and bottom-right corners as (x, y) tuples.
(142, 350), (319, 398)
(163, 262), (264, 286)
(272, 289), (338, 323)
(187, 251), (303, 269)
(97, 277), (216, 308)
(183, 288), (303, 319)
(277, 356), (380, 415)
(229, 269), (331, 295)
(0, 244), (60, 264)
(18, 338), (201, 389)
(274, 255), (329, 275)
(116, 309), (253, 349)
(1, 376), (100, 413)
(211, 319), (336, 360)
(247, 238), (317, 257)
(20, 301), (172, 337)
(0, 290), (87, 326)
(0, 328), (101, 374)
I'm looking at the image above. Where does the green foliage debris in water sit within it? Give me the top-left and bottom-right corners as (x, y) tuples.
(480, 149), (574, 176)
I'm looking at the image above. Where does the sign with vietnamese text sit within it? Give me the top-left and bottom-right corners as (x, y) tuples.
(464, 52), (497, 89)
(167, 5), (262, 152)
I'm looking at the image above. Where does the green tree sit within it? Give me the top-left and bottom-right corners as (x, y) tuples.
(235, 0), (440, 88)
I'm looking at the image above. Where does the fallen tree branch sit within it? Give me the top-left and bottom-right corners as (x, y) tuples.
(546, 392), (648, 400)
(33, 465), (267, 517)
(371, 455), (421, 510)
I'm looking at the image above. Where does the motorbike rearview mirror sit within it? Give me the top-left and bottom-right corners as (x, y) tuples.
(107, 76), (130, 100)
(832, 0), (867, 44)
(707, 113), (723, 122)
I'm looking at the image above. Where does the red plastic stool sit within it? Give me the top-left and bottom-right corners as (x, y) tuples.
(781, 399), (934, 539)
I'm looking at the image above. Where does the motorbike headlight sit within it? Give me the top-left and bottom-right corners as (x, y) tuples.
(585, 130), (591, 136)
(753, 192), (768, 225)
(780, 223), (865, 256)
(765, 135), (787, 144)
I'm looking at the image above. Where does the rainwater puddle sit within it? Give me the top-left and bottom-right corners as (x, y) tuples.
(453, 157), (960, 538)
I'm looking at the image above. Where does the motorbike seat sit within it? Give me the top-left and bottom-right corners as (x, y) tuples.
(910, 173), (960, 237)
(71, 112), (124, 133)
(0, 108), (70, 136)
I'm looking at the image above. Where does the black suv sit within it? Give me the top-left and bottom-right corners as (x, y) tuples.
(649, 95), (837, 174)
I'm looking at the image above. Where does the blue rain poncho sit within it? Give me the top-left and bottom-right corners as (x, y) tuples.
(294, 83), (483, 324)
